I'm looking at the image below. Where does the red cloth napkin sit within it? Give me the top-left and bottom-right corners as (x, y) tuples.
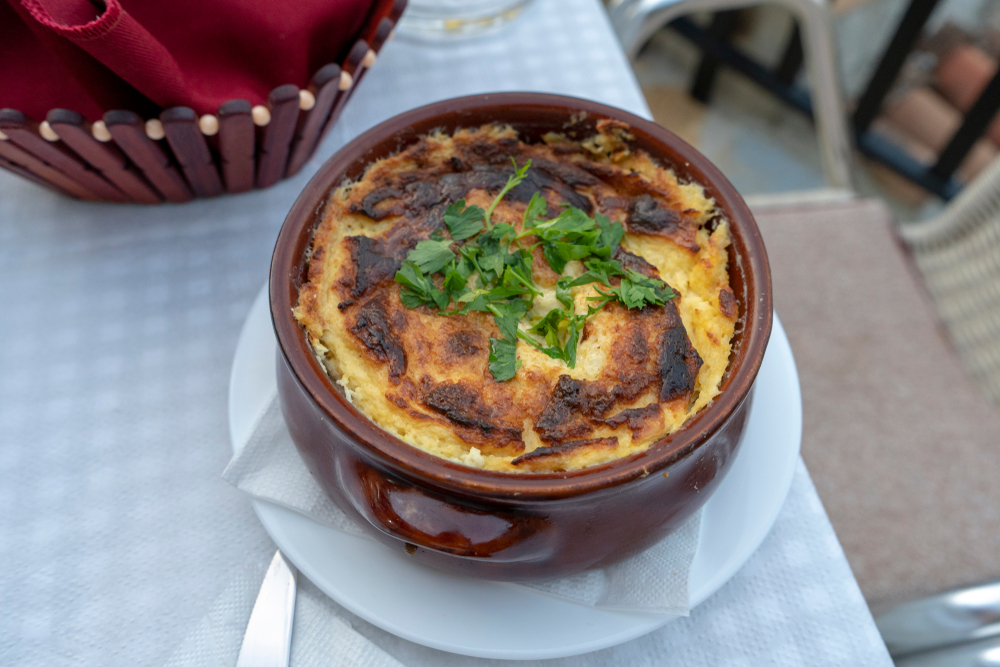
(1, 0), (382, 121)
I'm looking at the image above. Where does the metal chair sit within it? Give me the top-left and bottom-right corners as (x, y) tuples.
(899, 154), (1000, 406)
(607, 0), (853, 192)
(876, 581), (1000, 665)
(872, 130), (1000, 667)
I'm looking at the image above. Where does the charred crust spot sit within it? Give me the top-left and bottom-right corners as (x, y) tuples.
(581, 384), (615, 418)
(534, 375), (622, 442)
(423, 382), (523, 447)
(719, 286), (738, 320)
(349, 299), (407, 383)
(464, 139), (513, 165)
(337, 300), (355, 312)
(387, 393), (409, 409)
(511, 437), (619, 466)
(449, 156), (465, 172)
(532, 158), (600, 189)
(534, 376), (590, 443)
(311, 245), (325, 262)
(352, 186), (404, 220)
(445, 330), (485, 358)
(596, 118), (632, 134)
(628, 194), (683, 236)
(551, 143), (582, 155)
(402, 180), (447, 215)
(658, 325), (703, 402)
(342, 236), (402, 300)
(441, 151), (595, 214)
(602, 403), (661, 431)
(517, 169), (592, 213)
(613, 246), (658, 279)
(595, 192), (630, 218)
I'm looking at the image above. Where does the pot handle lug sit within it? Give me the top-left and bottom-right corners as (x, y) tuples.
(353, 462), (549, 560)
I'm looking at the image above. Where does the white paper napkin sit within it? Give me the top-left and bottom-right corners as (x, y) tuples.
(223, 392), (702, 617)
(164, 547), (405, 667)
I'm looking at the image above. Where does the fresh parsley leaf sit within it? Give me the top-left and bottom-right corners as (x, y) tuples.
(395, 260), (448, 309)
(392, 162), (674, 382)
(528, 308), (566, 348)
(488, 336), (520, 382)
(485, 159), (532, 228)
(443, 200), (485, 241)
(491, 222), (518, 244)
(407, 239), (455, 275)
(491, 307), (521, 342)
(563, 317), (581, 368)
(590, 270), (674, 311)
(522, 192), (549, 230)
(442, 262), (470, 300)
(543, 207), (595, 236)
(556, 277), (574, 309)
(479, 253), (506, 282)
(595, 214), (624, 256)
(540, 240), (594, 275)
(567, 258), (625, 288)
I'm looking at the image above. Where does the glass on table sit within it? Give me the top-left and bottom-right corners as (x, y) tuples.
(396, 0), (535, 40)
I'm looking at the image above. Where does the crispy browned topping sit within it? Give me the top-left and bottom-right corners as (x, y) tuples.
(348, 299), (407, 382)
(511, 437), (620, 471)
(719, 286), (738, 320)
(420, 380), (524, 453)
(296, 125), (734, 472)
(335, 132), (705, 448)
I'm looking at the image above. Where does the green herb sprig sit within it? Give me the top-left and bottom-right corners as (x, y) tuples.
(393, 159), (675, 381)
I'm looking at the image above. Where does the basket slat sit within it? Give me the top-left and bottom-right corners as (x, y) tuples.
(361, 0), (406, 44)
(256, 85), (301, 189)
(218, 100), (255, 194)
(0, 141), (89, 198)
(320, 41), (370, 146)
(160, 107), (223, 198)
(286, 64), (343, 177)
(103, 110), (193, 204)
(47, 109), (162, 205)
(349, 19), (395, 104)
(0, 0), (407, 202)
(0, 109), (127, 202)
(0, 153), (69, 195)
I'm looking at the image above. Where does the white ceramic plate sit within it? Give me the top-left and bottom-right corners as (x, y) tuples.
(229, 285), (802, 660)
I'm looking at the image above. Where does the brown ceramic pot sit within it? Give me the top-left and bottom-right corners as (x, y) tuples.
(270, 93), (772, 582)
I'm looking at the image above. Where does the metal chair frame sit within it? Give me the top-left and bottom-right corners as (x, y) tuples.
(608, 0), (853, 192)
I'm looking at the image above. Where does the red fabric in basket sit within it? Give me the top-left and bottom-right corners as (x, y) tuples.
(1, 0), (381, 121)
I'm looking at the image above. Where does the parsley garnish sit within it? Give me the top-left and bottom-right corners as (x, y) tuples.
(393, 160), (675, 382)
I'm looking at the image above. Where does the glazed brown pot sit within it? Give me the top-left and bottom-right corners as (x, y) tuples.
(270, 93), (772, 582)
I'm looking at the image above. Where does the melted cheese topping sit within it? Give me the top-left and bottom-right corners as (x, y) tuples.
(295, 123), (738, 472)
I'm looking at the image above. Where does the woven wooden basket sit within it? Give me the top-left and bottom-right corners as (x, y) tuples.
(0, 0), (404, 203)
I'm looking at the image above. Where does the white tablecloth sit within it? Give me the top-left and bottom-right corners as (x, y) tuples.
(0, 0), (892, 664)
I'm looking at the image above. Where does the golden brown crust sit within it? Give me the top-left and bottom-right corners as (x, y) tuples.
(295, 124), (736, 473)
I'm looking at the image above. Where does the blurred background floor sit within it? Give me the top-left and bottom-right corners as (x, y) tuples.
(629, 0), (998, 219)
(624, 0), (1000, 613)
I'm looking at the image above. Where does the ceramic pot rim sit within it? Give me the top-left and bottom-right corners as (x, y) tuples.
(270, 92), (773, 501)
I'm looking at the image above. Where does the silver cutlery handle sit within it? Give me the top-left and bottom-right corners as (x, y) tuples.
(893, 636), (1000, 666)
(236, 550), (298, 667)
(876, 581), (1000, 657)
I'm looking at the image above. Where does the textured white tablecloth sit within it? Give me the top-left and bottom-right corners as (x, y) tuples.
(0, 0), (892, 664)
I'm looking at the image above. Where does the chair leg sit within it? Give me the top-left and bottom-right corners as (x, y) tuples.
(690, 11), (742, 104)
(776, 22), (804, 86)
(609, 0), (853, 191)
(787, 0), (853, 190)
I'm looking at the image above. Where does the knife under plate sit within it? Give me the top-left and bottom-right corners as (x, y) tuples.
(236, 550), (298, 667)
